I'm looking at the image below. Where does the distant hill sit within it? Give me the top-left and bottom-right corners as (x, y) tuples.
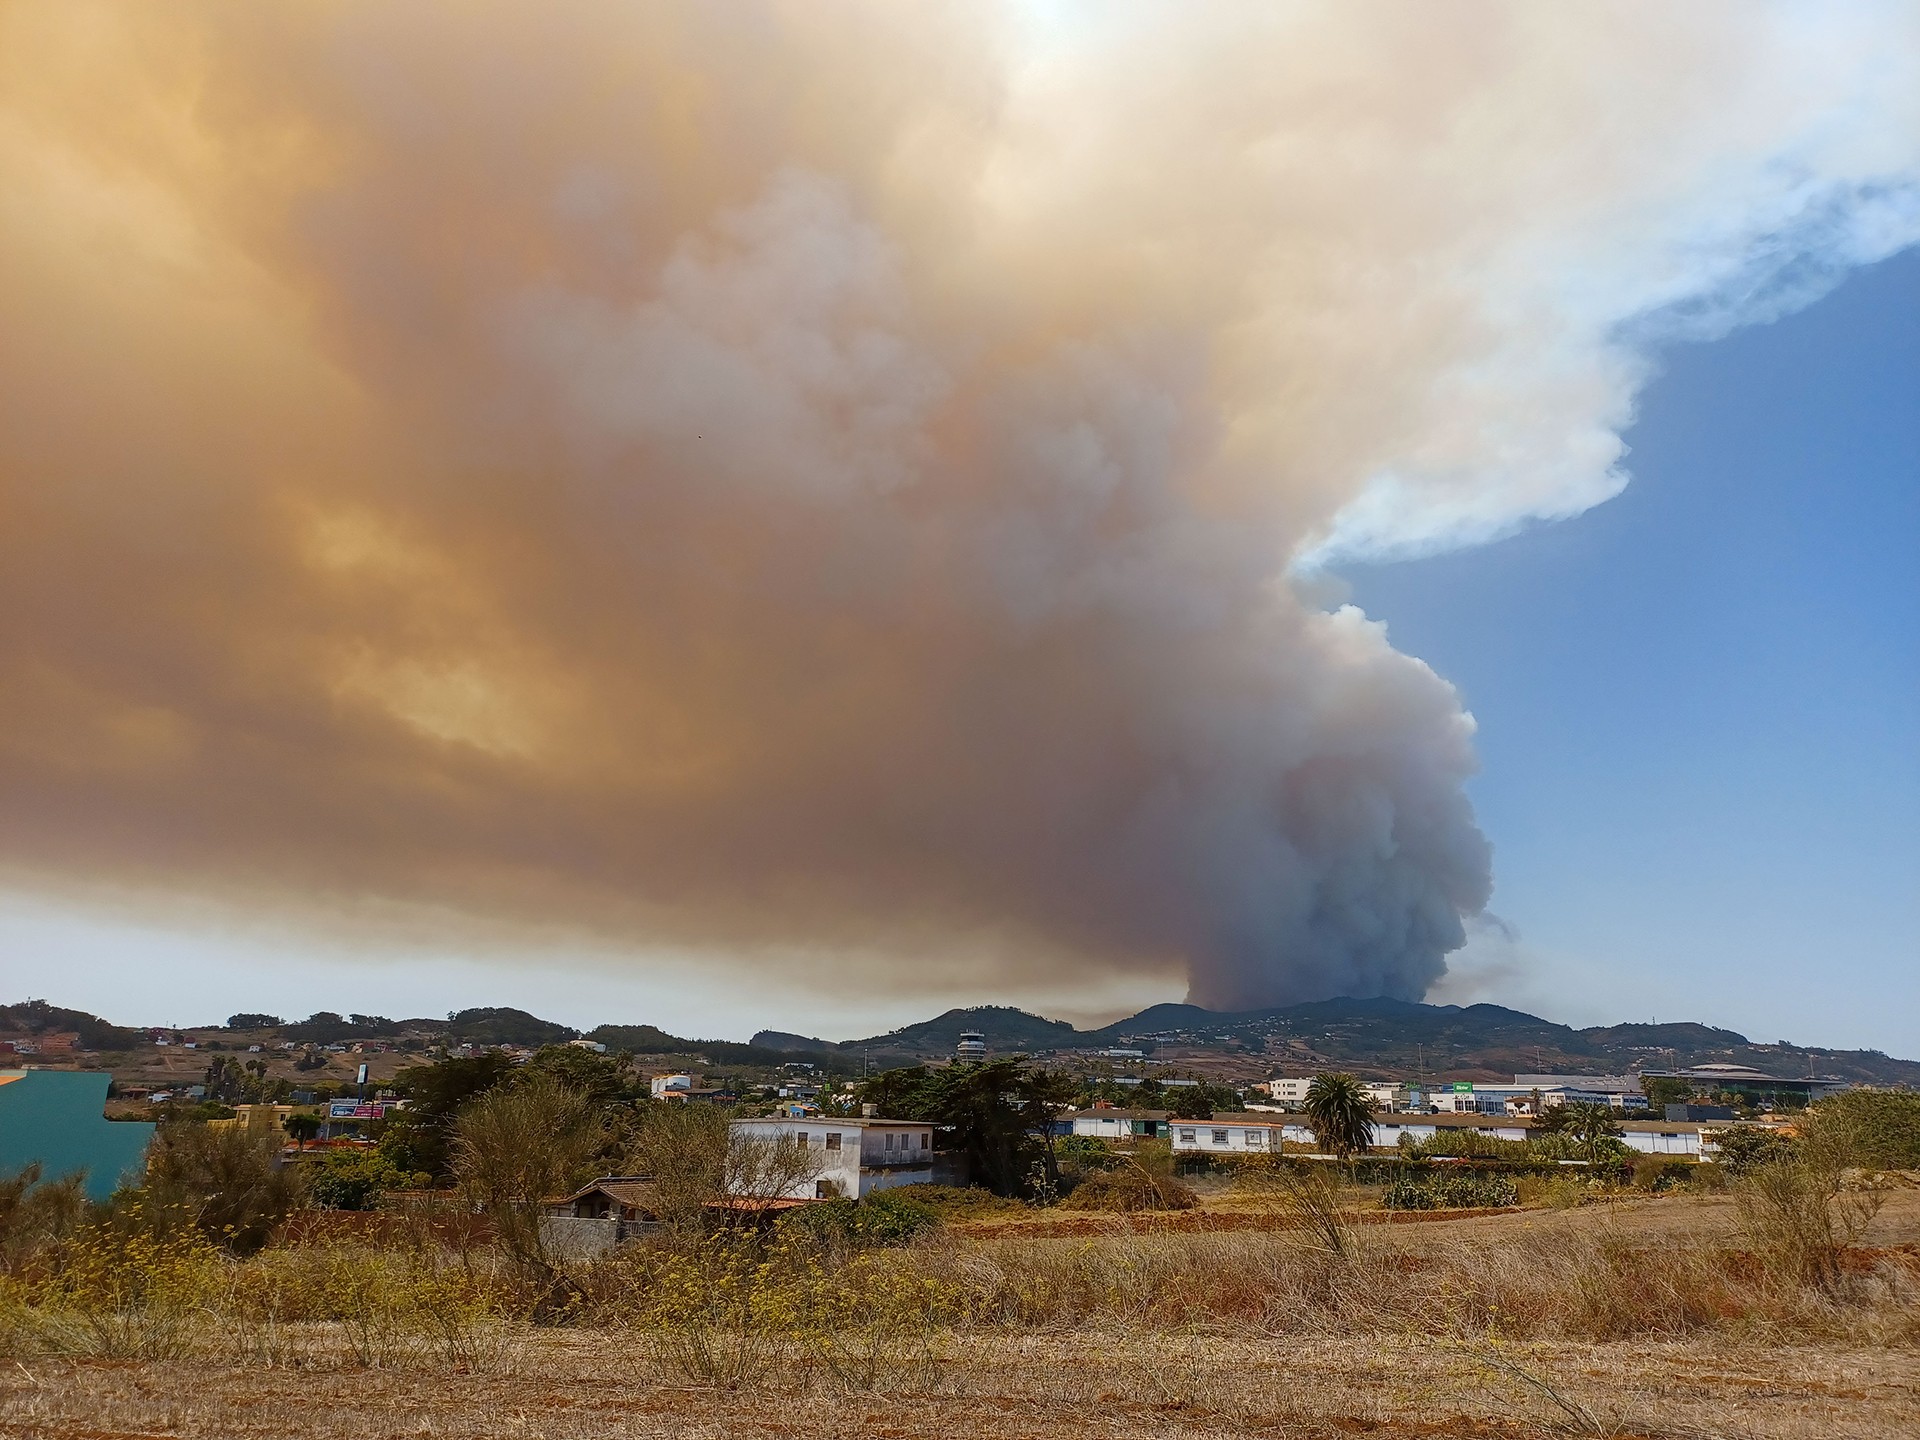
(584, 1023), (839, 1070)
(0, 999), (141, 1053)
(446, 1007), (577, 1048)
(22, 992), (1915, 1088)
(760, 995), (1920, 1087)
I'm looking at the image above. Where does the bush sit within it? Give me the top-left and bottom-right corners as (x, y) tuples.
(1380, 1177), (1437, 1210)
(1802, 1090), (1920, 1170)
(1400, 1129), (1533, 1161)
(1630, 1155), (1694, 1192)
(1380, 1171), (1518, 1210)
(1059, 1164), (1197, 1212)
(1736, 1153), (1884, 1292)
(895, 1185), (1026, 1220)
(1053, 1135), (1120, 1175)
(50, 1205), (224, 1359)
(1710, 1125), (1795, 1176)
(0, 1164), (86, 1275)
(781, 1190), (938, 1248)
(138, 1121), (303, 1255)
(308, 1150), (432, 1211)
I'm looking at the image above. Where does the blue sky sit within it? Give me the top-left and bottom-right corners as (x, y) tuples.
(1348, 248), (1919, 1055)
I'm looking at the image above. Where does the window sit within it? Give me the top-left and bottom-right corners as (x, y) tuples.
(825, 1132), (842, 1151)
(919, 1133), (929, 1149)
(884, 1132), (896, 1151)
(796, 1131), (810, 1147)
(1211, 1129), (1229, 1146)
(1245, 1130), (1265, 1146)
(1178, 1128), (1197, 1144)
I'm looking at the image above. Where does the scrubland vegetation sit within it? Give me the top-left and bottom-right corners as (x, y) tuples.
(2, 1073), (1917, 1437)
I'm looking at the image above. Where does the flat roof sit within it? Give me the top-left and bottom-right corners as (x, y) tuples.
(1066, 1108), (1172, 1121)
(730, 1116), (930, 1127)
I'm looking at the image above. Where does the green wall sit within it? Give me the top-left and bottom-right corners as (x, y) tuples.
(0, 1070), (155, 1202)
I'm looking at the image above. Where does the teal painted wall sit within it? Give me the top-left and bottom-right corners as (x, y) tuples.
(0, 1070), (155, 1202)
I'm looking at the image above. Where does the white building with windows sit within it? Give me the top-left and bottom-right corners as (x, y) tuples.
(1067, 1108), (1170, 1141)
(1258, 1078), (1409, 1112)
(1170, 1116), (1315, 1153)
(1261, 1077), (1314, 1108)
(1425, 1081), (1649, 1115)
(728, 1117), (936, 1199)
(1168, 1112), (1717, 1158)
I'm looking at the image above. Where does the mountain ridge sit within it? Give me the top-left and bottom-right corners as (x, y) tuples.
(15, 996), (1914, 1088)
(751, 996), (1920, 1086)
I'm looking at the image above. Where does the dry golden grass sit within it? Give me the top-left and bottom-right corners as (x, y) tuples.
(4, 1188), (1918, 1438)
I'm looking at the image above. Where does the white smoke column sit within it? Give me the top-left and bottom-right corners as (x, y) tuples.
(0, 2), (1913, 1011)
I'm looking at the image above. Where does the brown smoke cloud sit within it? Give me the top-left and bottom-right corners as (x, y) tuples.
(1, 3), (1914, 1009)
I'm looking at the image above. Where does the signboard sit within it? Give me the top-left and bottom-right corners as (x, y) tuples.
(328, 1101), (389, 1120)
(1451, 1082), (1474, 1093)
(356, 1063), (369, 1086)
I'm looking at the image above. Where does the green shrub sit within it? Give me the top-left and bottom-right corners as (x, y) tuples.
(1709, 1126), (1794, 1176)
(898, 1185), (1026, 1219)
(308, 1150), (431, 1211)
(1380, 1171), (1517, 1210)
(1802, 1090), (1920, 1170)
(1380, 1177), (1436, 1210)
(782, 1189), (939, 1247)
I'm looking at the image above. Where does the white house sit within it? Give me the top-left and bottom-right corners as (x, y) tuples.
(728, 1117), (936, 1199)
(1370, 1114), (1533, 1146)
(1067, 1108), (1170, 1141)
(651, 1073), (693, 1098)
(1616, 1120), (1713, 1156)
(1170, 1112), (1717, 1159)
(1377, 1114), (1714, 1157)
(1169, 1116), (1316, 1154)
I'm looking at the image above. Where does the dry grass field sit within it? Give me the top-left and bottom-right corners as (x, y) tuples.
(4, 1327), (1918, 1439)
(4, 1188), (1917, 1440)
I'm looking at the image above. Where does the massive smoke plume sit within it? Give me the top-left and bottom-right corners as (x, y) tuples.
(0, 3), (1914, 1010)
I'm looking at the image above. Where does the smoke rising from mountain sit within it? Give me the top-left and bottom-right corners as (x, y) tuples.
(0, 3), (1914, 1009)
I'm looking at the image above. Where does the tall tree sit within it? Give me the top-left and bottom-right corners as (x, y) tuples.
(856, 1059), (1075, 1197)
(1304, 1073), (1375, 1159)
(379, 1052), (517, 1179)
(451, 1073), (603, 1296)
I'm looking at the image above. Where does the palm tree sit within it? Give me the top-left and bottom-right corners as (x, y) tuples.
(1556, 1101), (1624, 1163)
(1304, 1073), (1375, 1159)
(285, 1112), (322, 1152)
